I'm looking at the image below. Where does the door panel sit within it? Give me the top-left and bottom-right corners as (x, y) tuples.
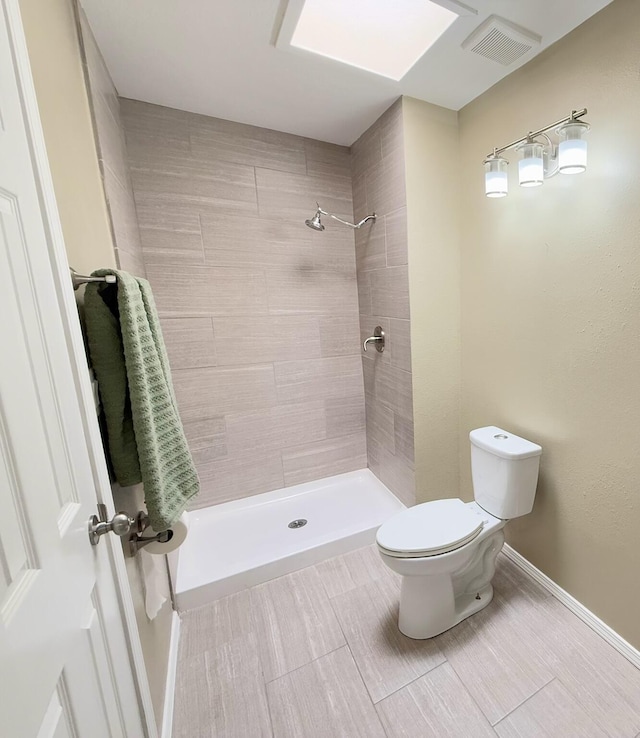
(0, 1), (150, 736)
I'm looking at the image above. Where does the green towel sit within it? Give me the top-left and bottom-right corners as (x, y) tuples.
(84, 269), (199, 531)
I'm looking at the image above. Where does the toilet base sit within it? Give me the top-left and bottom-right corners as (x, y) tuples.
(399, 581), (494, 640)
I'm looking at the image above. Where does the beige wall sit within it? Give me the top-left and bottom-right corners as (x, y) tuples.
(18, 0), (115, 275)
(78, 11), (146, 276)
(120, 99), (366, 509)
(458, 0), (640, 648)
(352, 100), (415, 506)
(20, 1), (172, 730)
(403, 97), (461, 506)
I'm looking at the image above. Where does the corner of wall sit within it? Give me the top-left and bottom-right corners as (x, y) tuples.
(401, 97), (463, 504)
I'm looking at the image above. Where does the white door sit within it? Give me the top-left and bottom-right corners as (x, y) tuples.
(0, 2), (155, 736)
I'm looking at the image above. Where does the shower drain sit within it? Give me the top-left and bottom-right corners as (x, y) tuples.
(288, 519), (307, 529)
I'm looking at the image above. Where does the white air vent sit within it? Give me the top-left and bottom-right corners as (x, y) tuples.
(462, 15), (541, 66)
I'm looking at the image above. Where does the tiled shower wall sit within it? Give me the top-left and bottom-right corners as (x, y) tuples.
(120, 99), (367, 509)
(352, 100), (415, 506)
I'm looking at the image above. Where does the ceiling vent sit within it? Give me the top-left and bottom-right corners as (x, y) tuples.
(462, 15), (541, 66)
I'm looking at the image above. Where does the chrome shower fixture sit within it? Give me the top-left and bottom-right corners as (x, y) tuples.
(305, 202), (376, 231)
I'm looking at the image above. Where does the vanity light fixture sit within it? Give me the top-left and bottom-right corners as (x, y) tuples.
(483, 109), (589, 198)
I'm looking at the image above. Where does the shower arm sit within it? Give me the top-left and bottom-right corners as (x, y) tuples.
(317, 205), (376, 230)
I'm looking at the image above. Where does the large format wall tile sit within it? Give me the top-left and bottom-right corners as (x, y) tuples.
(197, 452), (285, 507)
(213, 315), (322, 365)
(123, 101), (366, 507)
(145, 264), (269, 317)
(352, 100), (415, 505)
(274, 355), (364, 403)
(282, 432), (367, 486)
(266, 268), (358, 316)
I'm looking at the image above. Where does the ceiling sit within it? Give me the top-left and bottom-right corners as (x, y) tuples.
(80, 0), (612, 146)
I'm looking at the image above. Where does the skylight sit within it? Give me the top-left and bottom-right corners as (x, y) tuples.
(289, 0), (460, 81)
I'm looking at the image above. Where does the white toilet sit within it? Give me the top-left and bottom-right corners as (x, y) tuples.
(376, 426), (542, 640)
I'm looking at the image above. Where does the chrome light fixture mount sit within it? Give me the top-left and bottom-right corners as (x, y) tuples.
(483, 108), (589, 198)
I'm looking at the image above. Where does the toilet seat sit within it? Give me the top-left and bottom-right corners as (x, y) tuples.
(376, 499), (484, 558)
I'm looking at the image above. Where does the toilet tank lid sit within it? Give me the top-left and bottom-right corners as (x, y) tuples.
(470, 426), (542, 460)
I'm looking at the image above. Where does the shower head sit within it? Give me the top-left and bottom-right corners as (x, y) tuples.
(305, 208), (325, 231)
(304, 202), (376, 231)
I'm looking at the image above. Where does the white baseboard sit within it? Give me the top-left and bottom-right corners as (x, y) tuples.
(503, 544), (640, 671)
(161, 611), (181, 738)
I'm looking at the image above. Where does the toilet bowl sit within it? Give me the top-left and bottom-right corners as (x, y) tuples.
(376, 426), (541, 640)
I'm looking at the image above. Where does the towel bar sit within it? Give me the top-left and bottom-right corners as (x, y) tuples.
(70, 267), (116, 291)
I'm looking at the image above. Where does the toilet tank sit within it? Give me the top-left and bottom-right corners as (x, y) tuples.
(470, 426), (542, 520)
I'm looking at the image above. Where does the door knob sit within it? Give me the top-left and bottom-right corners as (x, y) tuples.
(88, 503), (135, 546)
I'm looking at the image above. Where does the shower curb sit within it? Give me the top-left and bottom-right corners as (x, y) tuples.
(503, 543), (640, 671)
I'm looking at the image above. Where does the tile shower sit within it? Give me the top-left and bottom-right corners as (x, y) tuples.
(119, 97), (415, 512)
(101, 94), (417, 606)
(120, 98), (370, 509)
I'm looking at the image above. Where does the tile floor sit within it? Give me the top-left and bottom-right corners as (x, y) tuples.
(173, 546), (640, 737)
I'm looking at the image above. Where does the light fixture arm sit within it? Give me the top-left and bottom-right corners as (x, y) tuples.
(485, 108), (587, 160)
(317, 204), (377, 230)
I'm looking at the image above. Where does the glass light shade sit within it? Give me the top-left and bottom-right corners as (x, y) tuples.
(557, 121), (589, 174)
(518, 142), (544, 187)
(484, 157), (508, 198)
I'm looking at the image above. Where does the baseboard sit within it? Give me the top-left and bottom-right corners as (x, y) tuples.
(161, 611), (181, 738)
(503, 544), (640, 671)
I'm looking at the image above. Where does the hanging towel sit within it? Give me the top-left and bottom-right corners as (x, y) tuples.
(84, 269), (199, 530)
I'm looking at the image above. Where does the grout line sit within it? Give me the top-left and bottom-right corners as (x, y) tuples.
(491, 677), (556, 727)
(372, 658), (450, 706)
(443, 655), (507, 729)
(263, 644), (347, 686)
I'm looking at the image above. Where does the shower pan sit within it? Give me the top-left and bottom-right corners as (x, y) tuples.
(170, 469), (403, 610)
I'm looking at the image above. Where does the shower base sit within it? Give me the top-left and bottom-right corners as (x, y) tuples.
(172, 469), (404, 611)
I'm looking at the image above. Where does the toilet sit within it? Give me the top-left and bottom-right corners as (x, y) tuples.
(376, 426), (542, 640)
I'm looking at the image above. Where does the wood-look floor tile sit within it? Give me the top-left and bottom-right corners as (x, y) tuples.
(179, 589), (255, 661)
(315, 544), (398, 600)
(492, 554), (552, 607)
(331, 574), (445, 703)
(173, 634), (271, 738)
(266, 646), (386, 738)
(252, 568), (345, 682)
(527, 597), (640, 737)
(437, 594), (554, 725)
(376, 662), (496, 738)
(494, 678), (607, 738)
